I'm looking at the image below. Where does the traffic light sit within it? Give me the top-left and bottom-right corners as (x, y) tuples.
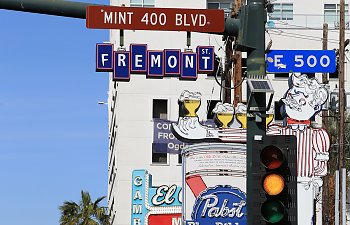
(251, 135), (298, 225)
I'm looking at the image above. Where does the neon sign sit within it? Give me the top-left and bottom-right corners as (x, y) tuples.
(131, 170), (182, 225)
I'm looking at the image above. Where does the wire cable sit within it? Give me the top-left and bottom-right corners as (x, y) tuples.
(269, 29), (339, 44)
(213, 58), (247, 90)
(272, 19), (350, 35)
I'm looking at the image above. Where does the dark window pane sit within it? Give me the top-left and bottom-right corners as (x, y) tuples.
(207, 100), (221, 119)
(178, 154), (182, 164)
(275, 73), (289, 78)
(153, 99), (167, 119)
(208, 3), (220, 9)
(325, 4), (336, 9)
(330, 66), (339, 78)
(305, 73), (315, 78)
(152, 152), (168, 164)
(274, 100), (285, 121)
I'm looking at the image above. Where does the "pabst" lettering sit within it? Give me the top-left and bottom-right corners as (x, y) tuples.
(200, 195), (246, 218)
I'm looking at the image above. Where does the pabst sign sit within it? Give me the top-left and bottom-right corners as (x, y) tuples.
(188, 186), (246, 225)
(182, 143), (247, 225)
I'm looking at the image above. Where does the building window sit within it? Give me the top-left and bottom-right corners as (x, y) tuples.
(329, 65), (339, 78)
(153, 99), (167, 119)
(178, 154), (182, 164)
(270, 3), (293, 20)
(130, 0), (154, 7)
(152, 99), (168, 164)
(207, 1), (232, 18)
(152, 151), (168, 164)
(305, 73), (315, 78)
(324, 4), (349, 28)
(274, 73), (290, 78)
(207, 100), (221, 119)
(274, 100), (285, 121)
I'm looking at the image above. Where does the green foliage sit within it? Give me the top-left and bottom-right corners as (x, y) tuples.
(59, 191), (110, 225)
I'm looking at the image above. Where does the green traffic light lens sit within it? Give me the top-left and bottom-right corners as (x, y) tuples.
(260, 145), (284, 169)
(261, 200), (285, 223)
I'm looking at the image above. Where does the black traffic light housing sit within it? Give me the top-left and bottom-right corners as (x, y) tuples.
(251, 135), (298, 225)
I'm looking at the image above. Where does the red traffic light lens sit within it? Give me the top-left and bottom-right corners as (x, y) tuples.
(260, 145), (284, 169)
(262, 173), (285, 195)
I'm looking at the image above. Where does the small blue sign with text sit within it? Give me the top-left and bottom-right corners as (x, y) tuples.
(266, 50), (336, 73)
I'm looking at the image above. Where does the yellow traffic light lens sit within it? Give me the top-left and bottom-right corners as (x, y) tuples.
(260, 145), (284, 169)
(263, 173), (284, 195)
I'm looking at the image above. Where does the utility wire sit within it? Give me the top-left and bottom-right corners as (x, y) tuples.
(272, 19), (350, 35)
(269, 29), (339, 43)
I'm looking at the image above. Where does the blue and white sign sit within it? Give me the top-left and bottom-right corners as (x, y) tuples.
(131, 170), (182, 225)
(266, 50), (336, 73)
(153, 119), (189, 154)
(187, 186), (246, 225)
(165, 49), (181, 76)
(114, 51), (131, 81)
(131, 44), (147, 73)
(96, 43), (113, 72)
(147, 51), (164, 78)
(96, 43), (215, 81)
(197, 46), (214, 73)
(131, 170), (147, 225)
(181, 52), (197, 80)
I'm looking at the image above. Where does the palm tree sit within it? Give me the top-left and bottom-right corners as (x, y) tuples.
(59, 191), (110, 225)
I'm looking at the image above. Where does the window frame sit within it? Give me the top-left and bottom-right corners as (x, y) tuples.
(152, 99), (169, 165)
(269, 3), (293, 21)
(324, 4), (349, 28)
(130, 0), (155, 8)
(207, 1), (232, 18)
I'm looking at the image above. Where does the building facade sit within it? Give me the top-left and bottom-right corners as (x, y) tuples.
(106, 0), (350, 225)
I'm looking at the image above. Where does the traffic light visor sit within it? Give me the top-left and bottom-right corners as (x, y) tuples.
(261, 200), (285, 223)
(262, 173), (284, 195)
(260, 145), (284, 169)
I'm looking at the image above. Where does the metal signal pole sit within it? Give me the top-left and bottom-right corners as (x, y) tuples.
(245, 0), (266, 224)
(0, 0), (98, 18)
(338, 0), (346, 224)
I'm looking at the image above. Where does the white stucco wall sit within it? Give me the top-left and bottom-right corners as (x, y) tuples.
(107, 0), (350, 224)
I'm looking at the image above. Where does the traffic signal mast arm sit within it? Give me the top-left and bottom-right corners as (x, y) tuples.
(0, 0), (100, 19)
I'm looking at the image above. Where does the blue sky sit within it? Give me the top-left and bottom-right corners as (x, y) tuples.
(0, 1), (110, 224)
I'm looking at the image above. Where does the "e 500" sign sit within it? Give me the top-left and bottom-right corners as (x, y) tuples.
(266, 50), (336, 73)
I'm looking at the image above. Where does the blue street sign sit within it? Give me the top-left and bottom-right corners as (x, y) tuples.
(130, 44), (147, 73)
(147, 51), (164, 78)
(164, 49), (181, 76)
(266, 50), (336, 73)
(114, 51), (130, 81)
(181, 52), (197, 80)
(96, 43), (114, 72)
(197, 46), (214, 73)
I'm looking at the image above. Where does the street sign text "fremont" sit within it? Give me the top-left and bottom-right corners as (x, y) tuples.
(266, 50), (336, 73)
(86, 6), (224, 33)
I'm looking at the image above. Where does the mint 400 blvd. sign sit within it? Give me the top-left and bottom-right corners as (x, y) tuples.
(86, 6), (224, 33)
